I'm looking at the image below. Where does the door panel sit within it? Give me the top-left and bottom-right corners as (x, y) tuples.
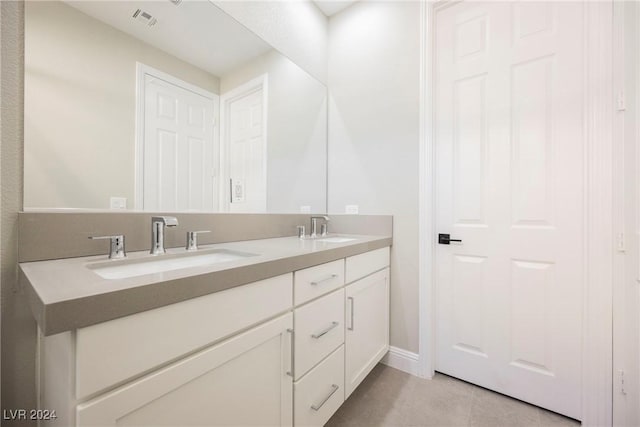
(226, 88), (266, 213)
(143, 75), (216, 211)
(435, 1), (584, 419)
(451, 255), (487, 357)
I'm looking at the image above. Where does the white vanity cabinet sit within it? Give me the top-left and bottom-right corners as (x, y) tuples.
(74, 274), (293, 399)
(292, 246), (390, 425)
(39, 274), (294, 427)
(77, 314), (293, 427)
(37, 245), (391, 427)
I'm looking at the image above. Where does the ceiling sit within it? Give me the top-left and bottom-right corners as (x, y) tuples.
(64, 1), (272, 77)
(313, 1), (359, 17)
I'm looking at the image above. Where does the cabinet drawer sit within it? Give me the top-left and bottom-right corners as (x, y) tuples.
(294, 289), (344, 379)
(294, 259), (344, 305)
(75, 273), (293, 400)
(294, 345), (345, 427)
(345, 246), (390, 283)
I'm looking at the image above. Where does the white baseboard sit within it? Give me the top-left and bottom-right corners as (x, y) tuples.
(381, 346), (420, 377)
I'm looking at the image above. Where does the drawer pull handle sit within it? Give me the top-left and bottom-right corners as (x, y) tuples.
(311, 384), (340, 411)
(347, 297), (355, 331)
(311, 321), (339, 339)
(310, 274), (338, 286)
(286, 328), (294, 377)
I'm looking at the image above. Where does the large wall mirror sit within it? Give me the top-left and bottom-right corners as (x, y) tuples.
(24, 1), (327, 213)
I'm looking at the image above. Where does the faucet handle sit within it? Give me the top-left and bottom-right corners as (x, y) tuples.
(186, 230), (211, 251)
(89, 235), (126, 259)
(297, 225), (306, 239)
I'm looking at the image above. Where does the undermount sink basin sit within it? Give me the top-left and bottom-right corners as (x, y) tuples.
(88, 249), (258, 280)
(315, 237), (357, 243)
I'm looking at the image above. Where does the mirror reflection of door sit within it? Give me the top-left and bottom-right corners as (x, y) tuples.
(138, 64), (219, 212)
(221, 76), (267, 213)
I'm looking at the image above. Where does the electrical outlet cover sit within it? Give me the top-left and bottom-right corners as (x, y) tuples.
(345, 205), (359, 214)
(110, 197), (127, 210)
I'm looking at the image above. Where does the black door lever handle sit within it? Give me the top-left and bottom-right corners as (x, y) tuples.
(438, 233), (462, 245)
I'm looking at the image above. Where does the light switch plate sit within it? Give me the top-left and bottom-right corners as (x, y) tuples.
(110, 197), (127, 210)
(345, 205), (359, 214)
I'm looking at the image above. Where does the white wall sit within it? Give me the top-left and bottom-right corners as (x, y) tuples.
(212, 0), (328, 85)
(24, 1), (220, 210)
(328, 0), (421, 353)
(221, 50), (327, 213)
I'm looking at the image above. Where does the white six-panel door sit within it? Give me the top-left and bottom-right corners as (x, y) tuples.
(225, 87), (266, 213)
(143, 74), (216, 211)
(435, 1), (584, 419)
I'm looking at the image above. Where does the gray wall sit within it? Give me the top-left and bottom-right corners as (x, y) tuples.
(1, 1), (35, 423)
(328, 0), (421, 353)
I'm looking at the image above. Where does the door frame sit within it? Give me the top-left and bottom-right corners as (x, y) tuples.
(219, 74), (269, 212)
(418, 1), (615, 425)
(134, 62), (219, 211)
(612, 1), (640, 424)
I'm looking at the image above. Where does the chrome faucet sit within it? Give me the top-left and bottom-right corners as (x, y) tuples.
(186, 230), (210, 251)
(310, 215), (330, 238)
(150, 216), (178, 255)
(89, 234), (126, 259)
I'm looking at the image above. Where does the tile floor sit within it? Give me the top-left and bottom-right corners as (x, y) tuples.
(326, 364), (580, 427)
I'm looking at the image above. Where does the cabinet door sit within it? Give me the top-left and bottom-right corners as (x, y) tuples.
(345, 268), (390, 398)
(77, 314), (293, 427)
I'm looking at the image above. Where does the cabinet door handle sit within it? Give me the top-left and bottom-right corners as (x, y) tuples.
(311, 384), (339, 411)
(286, 328), (294, 377)
(310, 274), (338, 286)
(347, 297), (355, 331)
(311, 321), (339, 339)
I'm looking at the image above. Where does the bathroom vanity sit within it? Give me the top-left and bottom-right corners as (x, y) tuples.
(20, 223), (391, 427)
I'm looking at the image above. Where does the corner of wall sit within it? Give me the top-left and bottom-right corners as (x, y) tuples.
(211, 0), (328, 86)
(1, 0), (37, 422)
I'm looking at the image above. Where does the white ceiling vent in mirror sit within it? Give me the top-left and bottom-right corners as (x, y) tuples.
(132, 9), (157, 27)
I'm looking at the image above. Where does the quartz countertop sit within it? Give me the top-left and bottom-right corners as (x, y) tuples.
(20, 234), (392, 336)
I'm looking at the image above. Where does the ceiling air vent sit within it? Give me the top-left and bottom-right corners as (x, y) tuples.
(132, 9), (157, 27)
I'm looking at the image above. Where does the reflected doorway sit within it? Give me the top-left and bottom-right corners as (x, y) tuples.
(136, 63), (219, 211)
(220, 75), (268, 213)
